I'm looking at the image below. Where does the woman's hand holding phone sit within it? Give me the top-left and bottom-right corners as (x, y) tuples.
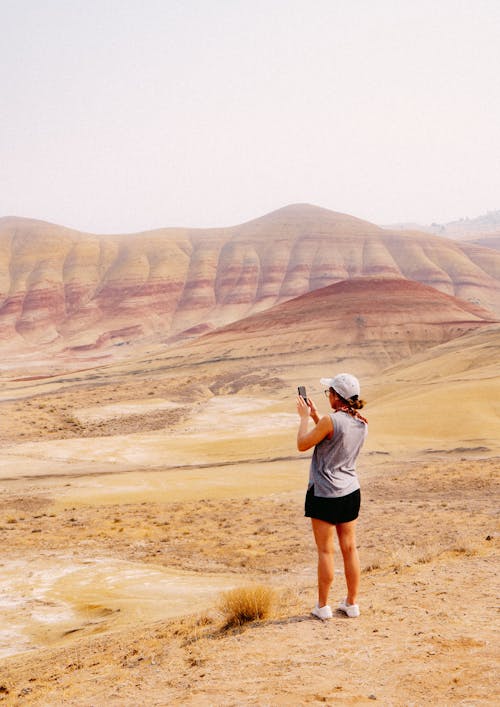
(308, 397), (319, 423)
(296, 394), (310, 419)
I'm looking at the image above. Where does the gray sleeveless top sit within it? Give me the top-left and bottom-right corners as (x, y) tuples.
(308, 411), (368, 498)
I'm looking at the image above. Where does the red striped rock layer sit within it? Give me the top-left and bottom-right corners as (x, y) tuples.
(0, 204), (499, 356)
(179, 277), (498, 376)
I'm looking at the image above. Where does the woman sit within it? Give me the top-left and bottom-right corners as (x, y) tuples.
(296, 373), (368, 619)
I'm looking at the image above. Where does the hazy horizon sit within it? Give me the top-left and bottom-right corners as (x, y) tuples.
(2, 0), (500, 234)
(3, 201), (500, 236)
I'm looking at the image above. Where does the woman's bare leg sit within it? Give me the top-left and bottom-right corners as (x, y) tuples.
(336, 519), (360, 605)
(311, 518), (335, 607)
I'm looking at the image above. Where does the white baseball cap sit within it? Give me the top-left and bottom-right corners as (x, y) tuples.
(320, 373), (360, 400)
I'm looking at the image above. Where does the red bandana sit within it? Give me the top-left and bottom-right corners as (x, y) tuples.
(336, 403), (368, 425)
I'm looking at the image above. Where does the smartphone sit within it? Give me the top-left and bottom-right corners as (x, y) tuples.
(297, 386), (308, 405)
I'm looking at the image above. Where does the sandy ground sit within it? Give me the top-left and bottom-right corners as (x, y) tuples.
(0, 362), (499, 705)
(0, 453), (498, 705)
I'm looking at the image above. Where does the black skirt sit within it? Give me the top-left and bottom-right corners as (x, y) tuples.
(305, 485), (361, 525)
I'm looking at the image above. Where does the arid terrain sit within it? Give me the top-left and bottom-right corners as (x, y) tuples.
(0, 453), (498, 706)
(1, 330), (499, 705)
(0, 206), (499, 705)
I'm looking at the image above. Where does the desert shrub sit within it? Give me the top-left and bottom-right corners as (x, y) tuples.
(219, 585), (275, 628)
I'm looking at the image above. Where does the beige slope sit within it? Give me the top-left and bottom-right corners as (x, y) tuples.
(367, 324), (500, 454)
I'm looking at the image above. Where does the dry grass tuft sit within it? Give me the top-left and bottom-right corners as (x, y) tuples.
(219, 585), (275, 628)
(450, 534), (479, 557)
(363, 558), (382, 573)
(388, 546), (416, 573)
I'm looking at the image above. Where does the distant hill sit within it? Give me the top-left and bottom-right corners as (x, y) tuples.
(466, 234), (500, 251)
(384, 209), (500, 241)
(159, 277), (498, 381)
(1, 204), (499, 367)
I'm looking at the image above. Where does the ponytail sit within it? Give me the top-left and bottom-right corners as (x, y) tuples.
(329, 387), (368, 422)
(349, 395), (365, 410)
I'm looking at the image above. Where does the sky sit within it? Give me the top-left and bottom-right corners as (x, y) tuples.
(1, 0), (500, 233)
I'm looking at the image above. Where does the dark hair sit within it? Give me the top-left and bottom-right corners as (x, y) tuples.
(330, 387), (366, 410)
(348, 395), (366, 410)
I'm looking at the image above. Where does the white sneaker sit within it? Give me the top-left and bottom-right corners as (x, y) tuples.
(311, 603), (333, 620)
(338, 599), (360, 618)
